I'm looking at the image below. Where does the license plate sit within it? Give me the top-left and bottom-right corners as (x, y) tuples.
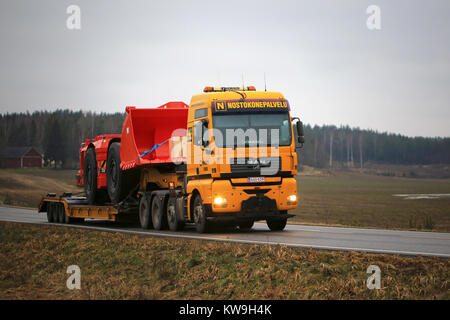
(248, 177), (265, 183)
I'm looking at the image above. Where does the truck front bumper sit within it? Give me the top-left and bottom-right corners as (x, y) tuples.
(206, 195), (294, 223)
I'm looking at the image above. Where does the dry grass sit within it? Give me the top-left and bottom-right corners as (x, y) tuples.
(0, 169), (81, 207)
(0, 221), (448, 300)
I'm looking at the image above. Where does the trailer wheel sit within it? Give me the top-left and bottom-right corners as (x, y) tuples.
(266, 218), (287, 231)
(151, 195), (168, 230)
(57, 204), (65, 223)
(238, 220), (254, 230)
(139, 193), (152, 229)
(62, 204), (73, 224)
(46, 203), (54, 223)
(193, 195), (209, 233)
(167, 197), (184, 231)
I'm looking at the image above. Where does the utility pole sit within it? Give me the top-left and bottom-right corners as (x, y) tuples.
(329, 131), (333, 167)
(359, 133), (363, 169)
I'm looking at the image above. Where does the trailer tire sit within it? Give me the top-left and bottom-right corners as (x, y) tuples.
(62, 205), (74, 224)
(139, 193), (152, 229)
(193, 195), (210, 233)
(151, 195), (168, 230)
(84, 147), (100, 205)
(167, 197), (184, 231)
(107, 142), (139, 204)
(47, 203), (55, 223)
(57, 204), (65, 223)
(266, 218), (287, 231)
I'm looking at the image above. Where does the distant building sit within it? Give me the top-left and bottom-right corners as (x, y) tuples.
(0, 146), (43, 168)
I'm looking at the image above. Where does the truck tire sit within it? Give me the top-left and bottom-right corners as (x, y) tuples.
(167, 197), (184, 231)
(193, 195), (209, 233)
(266, 218), (287, 231)
(139, 193), (152, 229)
(107, 142), (139, 204)
(238, 220), (254, 230)
(151, 195), (168, 230)
(84, 147), (99, 205)
(46, 203), (54, 222)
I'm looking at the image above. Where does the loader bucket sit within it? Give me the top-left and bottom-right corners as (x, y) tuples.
(120, 102), (189, 170)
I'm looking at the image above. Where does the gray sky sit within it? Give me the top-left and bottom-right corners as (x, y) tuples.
(0, 0), (449, 137)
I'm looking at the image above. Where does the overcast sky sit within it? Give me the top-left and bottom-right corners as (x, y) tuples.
(0, 0), (449, 137)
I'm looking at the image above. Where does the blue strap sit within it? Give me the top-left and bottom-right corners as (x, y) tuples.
(138, 139), (169, 159)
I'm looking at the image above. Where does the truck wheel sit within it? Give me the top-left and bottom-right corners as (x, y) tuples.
(151, 195), (168, 230)
(84, 147), (99, 205)
(107, 142), (138, 204)
(267, 218), (287, 231)
(139, 193), (152, 229)
(238, 220), (254, 230)
(167, 197), (184, 231)
(47, 203), (54, 222)
(193, 195), (209, 233)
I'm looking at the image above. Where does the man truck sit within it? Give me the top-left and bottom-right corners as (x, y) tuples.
(39, 86), (304, 233)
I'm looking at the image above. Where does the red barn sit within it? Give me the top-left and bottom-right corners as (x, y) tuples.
(0, 147), (43, 168)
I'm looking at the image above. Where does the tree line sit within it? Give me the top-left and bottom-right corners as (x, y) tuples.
(1, 110), (449, 168)
(299, 124), (450, 168)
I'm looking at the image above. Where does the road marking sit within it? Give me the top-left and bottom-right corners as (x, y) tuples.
(1, 218), (449, 258)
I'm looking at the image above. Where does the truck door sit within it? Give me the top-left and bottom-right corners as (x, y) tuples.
(193, 119), (210, 176)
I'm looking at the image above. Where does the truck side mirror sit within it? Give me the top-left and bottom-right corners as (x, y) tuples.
(292, 117), (305, 149)
(202, 120), (209, 148)
(296, 120), (304, 137)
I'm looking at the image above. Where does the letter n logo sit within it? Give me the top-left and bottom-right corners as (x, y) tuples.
(215, 102), (226, 112)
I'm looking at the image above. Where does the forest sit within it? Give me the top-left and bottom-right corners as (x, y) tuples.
(1, 110), (449, 168)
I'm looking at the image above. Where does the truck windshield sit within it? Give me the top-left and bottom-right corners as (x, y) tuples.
(212, 112), (292, 148)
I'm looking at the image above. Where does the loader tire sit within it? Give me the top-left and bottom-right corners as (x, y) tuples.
(107, 142), (139, 204)
(84, 147), (100, 205)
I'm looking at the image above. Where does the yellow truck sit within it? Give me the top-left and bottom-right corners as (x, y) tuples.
(39, 86), (304, 233)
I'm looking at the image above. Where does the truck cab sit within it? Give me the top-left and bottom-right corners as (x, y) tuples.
(185, 86), (303, 232)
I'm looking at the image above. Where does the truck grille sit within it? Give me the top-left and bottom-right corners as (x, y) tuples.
(230, 157), (281, 176)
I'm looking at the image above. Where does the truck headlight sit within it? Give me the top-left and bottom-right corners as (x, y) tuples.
(213, 196), (227, 207)
(287, 194), (297, 204)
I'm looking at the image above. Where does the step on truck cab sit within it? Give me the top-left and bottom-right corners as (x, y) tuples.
(39, 86), (305, 233)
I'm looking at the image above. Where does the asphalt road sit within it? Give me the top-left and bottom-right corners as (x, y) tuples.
(0, 206), (449, 258)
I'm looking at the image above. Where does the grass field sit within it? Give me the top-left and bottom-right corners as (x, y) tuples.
(1, 167), (449, 232)
(0, 168), (81, 207)
(293, 170), (450, 232)
(0, 221), (448, 300)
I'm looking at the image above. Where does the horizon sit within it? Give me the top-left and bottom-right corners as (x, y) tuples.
(1, 107), (449, 140)
(1, 1), (449, 137)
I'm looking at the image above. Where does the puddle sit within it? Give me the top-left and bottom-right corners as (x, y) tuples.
(393, 194), (450, 200)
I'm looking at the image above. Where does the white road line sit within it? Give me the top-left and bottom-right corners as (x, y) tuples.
(1, 218), (449, 258)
